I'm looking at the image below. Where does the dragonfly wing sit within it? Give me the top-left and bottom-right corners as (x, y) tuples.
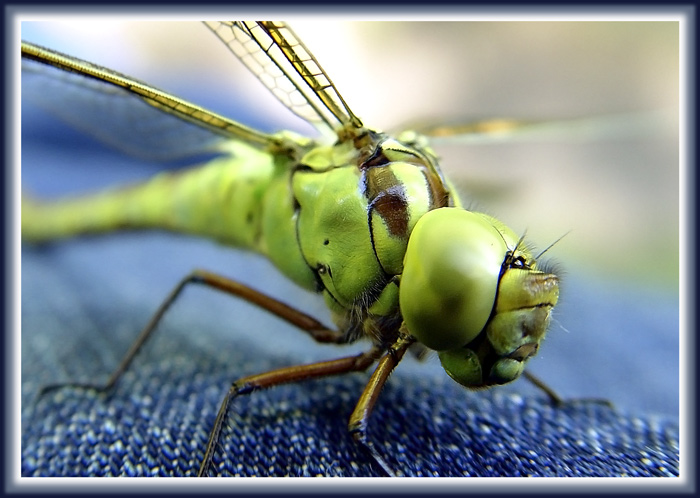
(204, 21), (363, 138)
(409, 110), (675, 146)
(22, 41), (275, 160)
(23, 57), (225, 162)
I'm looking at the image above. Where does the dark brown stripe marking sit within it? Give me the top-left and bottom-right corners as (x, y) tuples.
(363, 166), (409, 239)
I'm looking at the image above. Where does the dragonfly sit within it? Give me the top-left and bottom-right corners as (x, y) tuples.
(21, 20), (618, 477)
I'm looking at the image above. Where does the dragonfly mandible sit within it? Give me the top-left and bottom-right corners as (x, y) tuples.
(22, 21), (566, 477)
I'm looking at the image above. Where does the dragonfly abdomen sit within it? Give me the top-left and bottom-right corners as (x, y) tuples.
(21, 144), (281, 253)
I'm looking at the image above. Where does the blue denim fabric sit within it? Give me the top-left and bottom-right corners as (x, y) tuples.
(22, 365), (679, 477)
(21, 238), (679, 477)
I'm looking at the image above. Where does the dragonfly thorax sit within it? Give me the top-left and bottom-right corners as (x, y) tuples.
(260, 130), (458, 342)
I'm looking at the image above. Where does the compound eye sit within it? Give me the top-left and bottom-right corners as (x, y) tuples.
(400, 208), (508, 351)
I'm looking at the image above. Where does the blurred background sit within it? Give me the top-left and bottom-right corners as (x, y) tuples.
(20, 19), (680, 424)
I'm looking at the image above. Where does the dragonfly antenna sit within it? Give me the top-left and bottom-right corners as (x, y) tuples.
(535, 231), (571, 261)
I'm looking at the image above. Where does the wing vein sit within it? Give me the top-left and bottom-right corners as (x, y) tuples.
(21, 40), (273, 149)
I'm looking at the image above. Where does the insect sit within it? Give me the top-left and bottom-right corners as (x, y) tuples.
(20, 20), (673, 477)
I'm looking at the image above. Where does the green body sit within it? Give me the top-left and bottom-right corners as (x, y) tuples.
(23, 124), (558, 389)
(22, 22), (560, 391)
(23, 129), (455, 337)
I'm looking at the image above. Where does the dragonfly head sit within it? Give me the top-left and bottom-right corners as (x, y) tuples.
(399, 207), (559, 388)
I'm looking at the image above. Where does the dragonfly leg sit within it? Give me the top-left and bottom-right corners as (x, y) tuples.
(523, 370), (614, 408)
(198, 348), (382, 477)
(37, 268), (346, 397)
(522, 370), (563, 405)
(347, 335), (415, 477)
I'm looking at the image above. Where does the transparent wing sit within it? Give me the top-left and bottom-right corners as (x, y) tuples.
(22, 57), (223, 162)
(408, 110), (674, 146)
(205, 21), (362, 137)
(22, 41), (274, 160)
